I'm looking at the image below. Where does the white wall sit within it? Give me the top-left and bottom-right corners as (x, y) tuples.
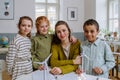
(0, 0), (35, 33)
(0, 0), (107, 33)
(84, 0), (107, 30)
(60, 0), (84, 32)
(96, 0), (107, 30)
(84, 0), (96, 20)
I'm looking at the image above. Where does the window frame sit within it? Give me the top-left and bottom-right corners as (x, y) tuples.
(35, 0), (60, 31)
(107, 0), (120, 33)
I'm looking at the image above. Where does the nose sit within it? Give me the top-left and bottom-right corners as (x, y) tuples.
(25, 26), (29, 29)
(87, 32), (91, 35)
(44, 26), (48, 30)
(60, 32), (64, 36)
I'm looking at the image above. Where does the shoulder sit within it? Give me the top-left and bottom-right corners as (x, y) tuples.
(97, 39), (109, 47)
(10, 34), (22, 44)
(48, 34), (53, 37)
(94, 39), (110, 50)
(31, 36), (38, 40)
(31, 36), (40, 43)
(52, 43), (61, 49)
(9, 34), (23, 48)
(81, 40), (88, 45)
(46, 34), (53, 40)
(71, 40), (80, 48)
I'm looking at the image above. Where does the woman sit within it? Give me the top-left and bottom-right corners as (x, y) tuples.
(50, 21), (81, 75)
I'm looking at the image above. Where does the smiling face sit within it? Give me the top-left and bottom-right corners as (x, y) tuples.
(35, 16), (50, 35)
(84, 25), (99, 43)
(38, 21), (49, 35)
(19, 19), (32, 37)
(55, 24), (70, 42)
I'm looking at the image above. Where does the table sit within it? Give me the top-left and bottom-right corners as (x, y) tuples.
(16, 70), (110, 80)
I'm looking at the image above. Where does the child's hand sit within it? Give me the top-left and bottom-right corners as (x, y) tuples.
(50, 67), (62, 75)
(93, 67), (103, 75)
(76, 68), (83, 75)
(73, 56), (81, 64)
(38, 64), (45, 70)
(70, 36), (77, 44)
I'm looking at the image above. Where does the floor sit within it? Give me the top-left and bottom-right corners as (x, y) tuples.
(2, 70), (11, 80)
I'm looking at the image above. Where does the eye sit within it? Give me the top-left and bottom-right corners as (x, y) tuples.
(45, 25), (48, 28)
(28, 25), (31, 28)
(56, 30), (61, 34)
(84, 30), (88, 33)
(21, 24), (26, 27)
(63, 29), (66, 32)
(91, 30), (94, 33)
(40, 26), (44, 28)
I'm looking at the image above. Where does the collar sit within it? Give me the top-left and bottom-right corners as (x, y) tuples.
(36, 33), (48, 39)
(86, 38), (100, 46)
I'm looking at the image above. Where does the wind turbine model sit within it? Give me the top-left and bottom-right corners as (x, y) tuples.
(34, 54), (52, 80)
(78, 51), (90, 80)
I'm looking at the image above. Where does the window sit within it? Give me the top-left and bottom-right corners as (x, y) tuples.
(108, 0), (120, 33)
(35, 0), (59, 31)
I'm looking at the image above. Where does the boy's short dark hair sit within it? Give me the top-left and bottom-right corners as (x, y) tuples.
(83, 19), (99, 31)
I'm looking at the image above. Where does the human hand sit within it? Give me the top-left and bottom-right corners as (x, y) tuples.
(73, 56), (81, 64)
(93, 67), (103, 75)
(76, 68), (83, 75)
(50, 67), (62, 75)
(38, 64), (45, 70)
(70, 36), (77, 44)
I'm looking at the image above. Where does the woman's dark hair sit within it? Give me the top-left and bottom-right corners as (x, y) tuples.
(52, 20), (71, 44)
(18, 16), (33, 38)
(83, 19), (99, 31)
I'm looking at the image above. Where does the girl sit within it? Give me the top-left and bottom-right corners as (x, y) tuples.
(76, 19), (115, 78)
(50, 21), (81, 75)
(6, 16), (33, 80)
(31, 16), (53, 70)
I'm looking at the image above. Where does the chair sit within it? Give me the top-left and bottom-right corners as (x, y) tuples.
(108, 42), (120, 79)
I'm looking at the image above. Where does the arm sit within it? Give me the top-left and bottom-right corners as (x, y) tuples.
(70, 35), (77, 44)
(100, 42), (115, 74)
(61, 41), (80, 74)
(31, 38), (37, 55)
(6, 41), (17, 75)
(50, 40), (80, 74)
(50, 44), (73, 67)
(31, 38), (40, 69)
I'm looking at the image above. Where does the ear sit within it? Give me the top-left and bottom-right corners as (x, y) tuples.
(97, 30), (100, 34)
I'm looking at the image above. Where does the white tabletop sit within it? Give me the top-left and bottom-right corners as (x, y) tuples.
(16, 70), (110, 80)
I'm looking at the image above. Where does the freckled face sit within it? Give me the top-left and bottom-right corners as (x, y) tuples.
(84, 25), (99, 43)
(55, 24), (69, 42)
